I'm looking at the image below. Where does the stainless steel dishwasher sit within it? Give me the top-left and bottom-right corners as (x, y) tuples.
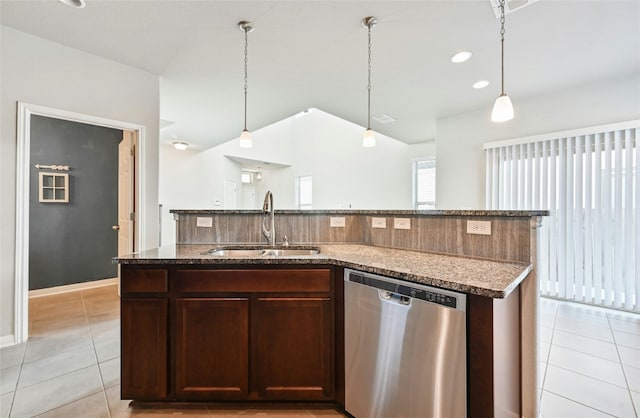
(344, 268), (467, 418)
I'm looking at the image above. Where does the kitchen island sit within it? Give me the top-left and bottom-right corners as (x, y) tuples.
(116, 210), (547, 418)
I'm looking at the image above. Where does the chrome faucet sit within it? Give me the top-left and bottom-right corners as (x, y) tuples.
(261, 190), (275, 246)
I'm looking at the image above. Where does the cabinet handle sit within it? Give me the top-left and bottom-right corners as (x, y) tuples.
(112, 225), (120, 230)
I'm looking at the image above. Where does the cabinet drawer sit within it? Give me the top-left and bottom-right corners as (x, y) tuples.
(175, 269), (331, 293)
(122, 269), (168, 294)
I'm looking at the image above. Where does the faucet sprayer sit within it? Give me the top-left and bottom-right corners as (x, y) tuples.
(262, 190), (272, 213)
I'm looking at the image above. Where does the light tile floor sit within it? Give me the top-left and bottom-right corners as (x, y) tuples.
(1, 285), (638, 417)
(539, 297), (640, 417)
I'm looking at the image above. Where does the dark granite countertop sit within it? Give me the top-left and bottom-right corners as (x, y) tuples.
(170, 209), (549, 216)
(115, 244), (532, 298)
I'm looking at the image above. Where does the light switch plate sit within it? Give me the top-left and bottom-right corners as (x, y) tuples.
(372, 217), (387, 229)
(196, 217), (213, 227)
(393, 218), (411, 230)
(467, 220), (491, 235)
(330, 217), (346, 227)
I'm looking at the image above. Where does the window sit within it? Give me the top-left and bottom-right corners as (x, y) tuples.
(295, 175), (312, 209)
(413, 159), (436, 209)
(241, 171), (253, 184)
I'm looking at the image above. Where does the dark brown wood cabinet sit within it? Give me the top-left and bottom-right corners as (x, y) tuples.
(121, 265), (336, 403)
(253, 297), (333, 400)
(172, 267), (335, 401)
(175, 298), (249, 399)
(120, 268), (169, 400)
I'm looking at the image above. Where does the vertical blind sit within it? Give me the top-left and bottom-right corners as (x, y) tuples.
(485, 121), (639, 312)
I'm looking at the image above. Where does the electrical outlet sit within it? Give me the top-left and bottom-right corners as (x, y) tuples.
(393, 218), (411, 230)
(466, 220), (491, 235)
(330, 217), (346, 227)
(196, 217), (213, 227)
(371, 217), (387, 229)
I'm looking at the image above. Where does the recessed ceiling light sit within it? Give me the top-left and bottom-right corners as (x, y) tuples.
(58, 0), (86, 8)
(450, 51), (472, 63)
(172, 142), (188, 150)
(473, 80), (490, 89)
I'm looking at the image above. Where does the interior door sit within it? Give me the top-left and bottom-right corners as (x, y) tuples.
(242, 185), (257, 209)
(224, 178), (237, 209)
(118, 130), (135, 255)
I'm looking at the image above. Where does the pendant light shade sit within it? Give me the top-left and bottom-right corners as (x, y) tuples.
(362, 16), (377, 147)
(363, 129), (376, 148)
(491, 94), (514, 122)
(491, 0), (514, 123)
(239, 20), (254, 147)
(58, 0), (85, 8)
(239, 129), (252, 148)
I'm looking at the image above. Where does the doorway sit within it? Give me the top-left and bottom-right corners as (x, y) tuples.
(224, 178), (237, 208)
(28, 116), (131, 290)
(14, 102), (146, 344)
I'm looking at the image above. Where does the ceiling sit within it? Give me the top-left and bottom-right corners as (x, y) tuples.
(1, 0), (638, 150)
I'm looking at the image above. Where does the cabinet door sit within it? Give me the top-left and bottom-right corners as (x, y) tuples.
(121, 299), (168, 400)
(253, 297), (334, 400)
(175, 298), (249, 400)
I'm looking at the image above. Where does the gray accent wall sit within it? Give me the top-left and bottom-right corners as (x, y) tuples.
(29, 115), (122, 290)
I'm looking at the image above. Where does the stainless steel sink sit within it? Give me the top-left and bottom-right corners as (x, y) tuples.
(261, 248), (320, 256)
(207, 249), (265, 257)
(203, 247), (320, 257)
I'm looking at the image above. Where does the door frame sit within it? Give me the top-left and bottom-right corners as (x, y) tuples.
(14, 102), (147, 344)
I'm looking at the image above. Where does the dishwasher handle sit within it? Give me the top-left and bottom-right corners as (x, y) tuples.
(345, 268), (466, 312)
(379, 290), (412, 306)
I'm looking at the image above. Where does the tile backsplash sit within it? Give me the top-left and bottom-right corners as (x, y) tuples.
(174, 211), (542, 263)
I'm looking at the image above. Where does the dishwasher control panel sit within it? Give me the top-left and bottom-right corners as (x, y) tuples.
(345, 269), (466, 311)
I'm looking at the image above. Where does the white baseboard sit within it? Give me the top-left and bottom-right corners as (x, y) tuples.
(0, 334), (16, 348)
(29, 278), (118, 299)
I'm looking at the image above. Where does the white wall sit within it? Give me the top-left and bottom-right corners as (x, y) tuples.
(407, 141), (436, 160)
(158, 144), (241, 245)
(282, 109), (413, 210)
(159, 109), (420, 243)
(0, 26), (160, 341)
(436, 75), (640, 209)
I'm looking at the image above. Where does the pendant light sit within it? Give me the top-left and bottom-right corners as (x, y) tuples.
(491, 0), (514, 122)
(362, 16), (377, 148)
(238, 21), (254, 148)
(58, 0), (85, 8)
(172, 142), (188, 151)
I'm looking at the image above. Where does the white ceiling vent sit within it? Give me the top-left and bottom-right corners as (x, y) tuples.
(488, 0), (540, 17)
(372, 113), (396, 124)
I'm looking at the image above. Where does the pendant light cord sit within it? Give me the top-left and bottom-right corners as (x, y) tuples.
(367, 22), (372, 130)
(243, 28), (249, 132)
(499, 0), (505, 96)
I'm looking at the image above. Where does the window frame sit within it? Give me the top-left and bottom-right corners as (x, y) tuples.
(412, 158), (436, 210)
(295, 175), (313, 210)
